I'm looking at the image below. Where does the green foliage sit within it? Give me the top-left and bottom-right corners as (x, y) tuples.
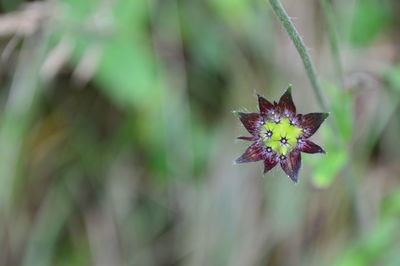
(0, 0), (399, 265)
(60, 0), (159, 109)
(310, 126), (348, 188)
(335, 220), (398, 266)
(350, 0), (392, 46)
(325, 83), (353, 142)
(309, 82), (353, 187)
(335, 189), (400, 266)
(386, 64), (400, 92)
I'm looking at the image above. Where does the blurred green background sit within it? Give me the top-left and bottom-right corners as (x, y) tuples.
(0, 0), (399, 265)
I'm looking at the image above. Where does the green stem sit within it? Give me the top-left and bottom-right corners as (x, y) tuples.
(320, 0), (344, 88)
(268, 0), (327, 111)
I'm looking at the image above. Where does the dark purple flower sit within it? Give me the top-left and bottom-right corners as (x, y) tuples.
(235, 86), (328, 183)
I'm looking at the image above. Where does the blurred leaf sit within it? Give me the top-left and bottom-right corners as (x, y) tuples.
(385, 64), (400, 92)
(350, 0), (392, 46)
(335, 188), (400, 266)
(94, 0), (161, 109)
(22, 179), (76, 266)
(0, 0), (23, 11)
(334, 220), (398, 266)
(53, 0), (174, 182)
(381, 188), (400, 219)
(59, 0), (160, 110)
(308, 82), (353, 187)
(324, 82), (353, 141)
(310, 125), (348, 188)
(190, 112), (215, 176)
(207, 0), (254, 27)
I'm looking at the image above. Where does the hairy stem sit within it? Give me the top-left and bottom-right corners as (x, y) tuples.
(268, 0), (327, 111)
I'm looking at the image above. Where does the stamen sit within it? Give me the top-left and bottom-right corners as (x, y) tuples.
(266, 147), (272, 153)
(261, 118), (302, 155)
(279, 155), (286, 160)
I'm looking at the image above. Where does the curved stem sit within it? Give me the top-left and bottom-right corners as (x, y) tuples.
(268, 0), (328, 111)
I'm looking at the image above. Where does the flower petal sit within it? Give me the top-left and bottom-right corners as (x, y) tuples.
(257, 94), (275, 115)
(299, 112), (329, 138)
(237, 112), (263, 136)
(236, 141), (266, 163)
(237, 136), (258, 141)
(278, 86), (296, 116)
(264, 154), (279, 173)
(280, 150), (301, 183)
(297, 140), (325, 154)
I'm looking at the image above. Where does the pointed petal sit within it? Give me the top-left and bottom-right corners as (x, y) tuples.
(278, 86), (296, 116)
(257, 94), (275, 115)
(237, 136), (258, 141)
(236, 141), (266, 163)
(280, 150), (301, 182)
(297, 140), (325, 154)
(299, 112), (329, 138)
(263, 154), (279, 173)
(237, 112), (263, 136)
(290, 114), (302, 126)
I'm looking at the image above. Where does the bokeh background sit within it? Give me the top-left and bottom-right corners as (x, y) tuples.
(0, 0), (399, 265)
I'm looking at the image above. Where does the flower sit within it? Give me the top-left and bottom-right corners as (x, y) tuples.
(235, 85), (329, 183)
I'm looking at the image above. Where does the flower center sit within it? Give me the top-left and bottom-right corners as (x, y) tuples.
(261, 117), (302, 155)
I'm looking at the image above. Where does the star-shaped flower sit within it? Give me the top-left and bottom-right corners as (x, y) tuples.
(235, 85), (329, 183)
